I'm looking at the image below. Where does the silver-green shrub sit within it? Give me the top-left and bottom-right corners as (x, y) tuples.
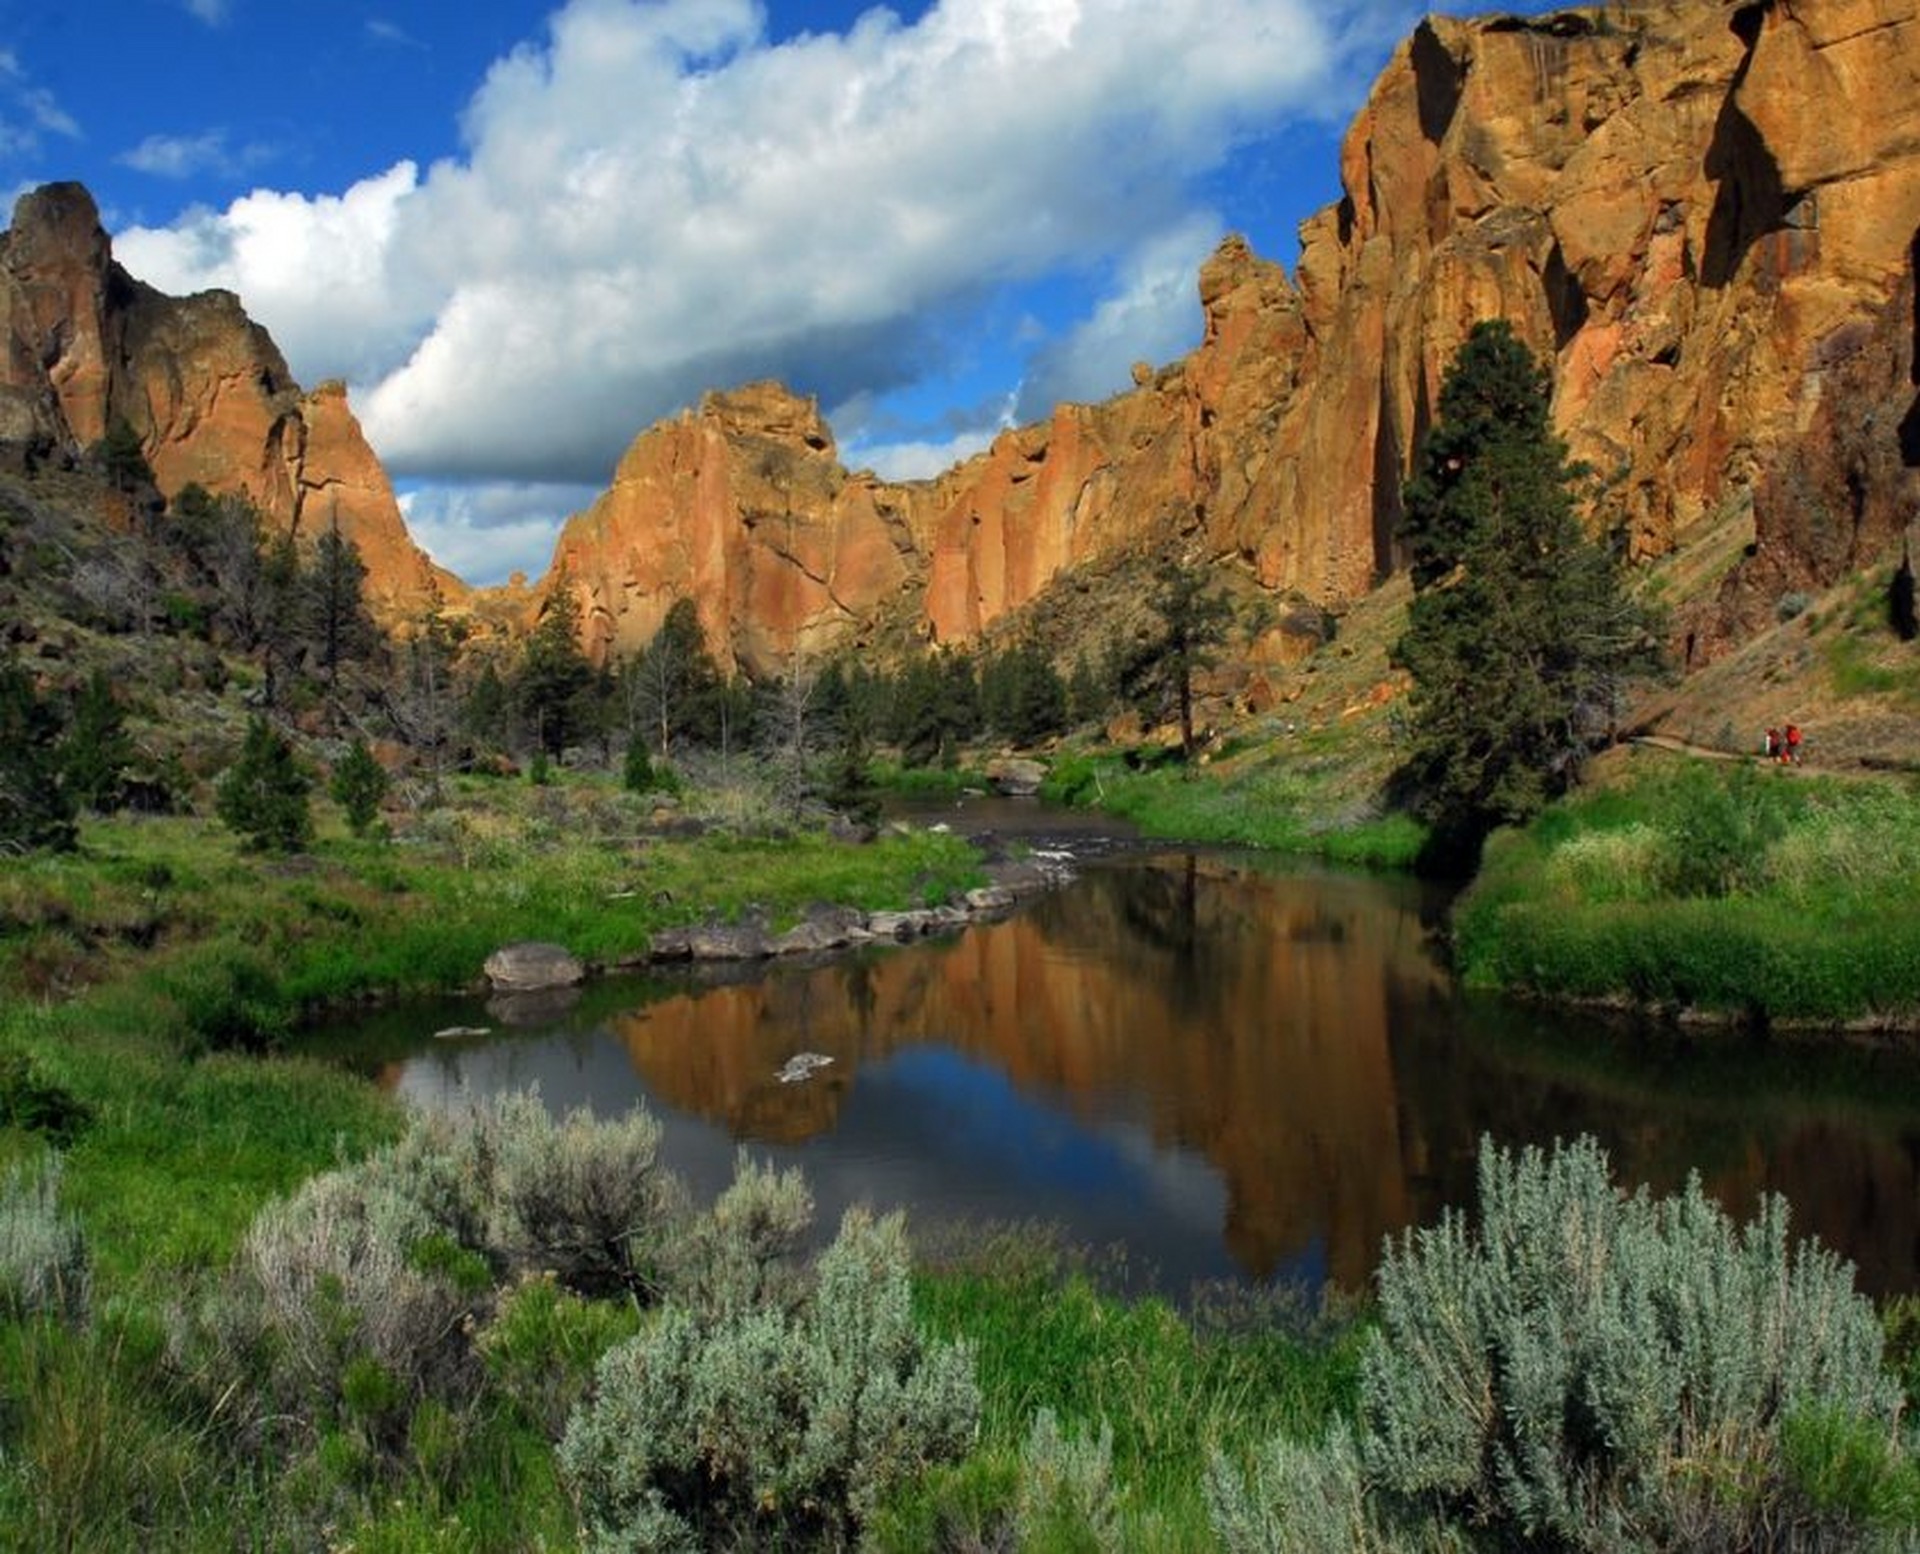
(485, 1091), (674, 1298)
(559, 1206), (980, 1551)
(1360, 1135), (1904, 1550)
(1016, 1408), (1122, 1553)
(1207, 1425), (1393, 1554)
(0, 1156), (87, 1323)
(669, 1149), (813, 1321)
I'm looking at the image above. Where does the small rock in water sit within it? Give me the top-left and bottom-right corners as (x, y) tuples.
(777, 1052), (835, 1084)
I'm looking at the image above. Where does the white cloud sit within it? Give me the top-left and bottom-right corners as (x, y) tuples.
(118, 162), (429, 385)
(115, 0), (1418, 508)
(182, 0), (234, 24)
(399, 480), (602, 586)
(0, 50), (79, 160)
(117, 130), (274, 181)
(1015, 215), (1224, 419)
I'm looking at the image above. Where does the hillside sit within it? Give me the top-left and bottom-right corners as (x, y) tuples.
(0, 0), (1915, 766)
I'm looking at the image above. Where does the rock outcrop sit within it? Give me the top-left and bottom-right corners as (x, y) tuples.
(538, 0), (1920, 670)
(0, 183), (461, 622)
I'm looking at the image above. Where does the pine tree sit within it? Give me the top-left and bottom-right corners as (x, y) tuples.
(329, 738), (389, 838)
(305, 519), (376, 687)
(518, 570), (594, 759)
(1394, 321), (1664, 862)
(1147, 560), (1235, 763)
(0, 658), (76, 854)
(61, 668), (135, 814)
(216, 717), (314, 853)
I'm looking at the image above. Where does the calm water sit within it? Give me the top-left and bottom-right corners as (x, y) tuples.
(316, 803), (1920, 1298)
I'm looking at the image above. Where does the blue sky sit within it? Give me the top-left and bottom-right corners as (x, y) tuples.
(1, 0), (1548, 584)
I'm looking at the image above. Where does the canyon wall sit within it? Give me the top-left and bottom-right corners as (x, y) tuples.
(542, 0), (1920, 674)
(0, 182), (460, 621)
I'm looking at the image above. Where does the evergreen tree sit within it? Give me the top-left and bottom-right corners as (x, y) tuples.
(305, 519), (376, 686)
(1146, 560), (1235, 763)
(625, 597), (724, 758)
(61, 667), (134, 814)
(982, 639), (1067, 746)
(518, 572), (594, 758)
(329, 738), (389, 838)
(1394, 321), (1665, 862)
(216, 717), (313, 853)
(95, 417), (155, 493)
(462, 659), (513, 751)
(0, 658), (76, 854)
(1067, 650), (1109, 728)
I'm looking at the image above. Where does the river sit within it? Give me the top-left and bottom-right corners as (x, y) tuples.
(313, 800), (1920, 1300)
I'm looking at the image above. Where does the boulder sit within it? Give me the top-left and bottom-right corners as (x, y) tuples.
(985, 757), (1047, 797)
(482, 941), (586, 992)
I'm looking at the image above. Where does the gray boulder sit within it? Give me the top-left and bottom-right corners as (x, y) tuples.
(483, 941), (586, 992)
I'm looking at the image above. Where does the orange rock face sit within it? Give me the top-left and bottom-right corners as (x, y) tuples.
(0, 183), (462, 623)
(547, 382), (920, 675)
(540, 0), (1920, 668)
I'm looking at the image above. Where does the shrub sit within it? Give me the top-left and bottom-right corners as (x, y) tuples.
(1359, 1135), (1904, 1550)
(560, 1207), (980, 1551)
(485, 1093), (674, 1299)
(1015, 1409), (1123, 1553)
(0, 1157), (88, 1323)
(669, 1150), (814, 1321)
(1207, 1425), (1414, 1554)
(215, 717), (313, 852)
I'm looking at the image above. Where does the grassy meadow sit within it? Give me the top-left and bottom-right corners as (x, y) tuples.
(1453, 748), (1920, 1028)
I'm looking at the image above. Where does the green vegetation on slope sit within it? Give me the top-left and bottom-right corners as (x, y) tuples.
(1453, 748), (1920, 1027)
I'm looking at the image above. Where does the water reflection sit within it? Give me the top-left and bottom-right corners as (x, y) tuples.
(345, 851), (1920, 1298)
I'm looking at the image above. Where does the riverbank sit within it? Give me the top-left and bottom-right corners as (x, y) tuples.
(0, 771), (1370, 1548)
(1452, 746), (1920, 1031)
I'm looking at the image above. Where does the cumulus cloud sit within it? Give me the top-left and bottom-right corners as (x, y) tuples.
(117, 130), (275, 181)
(118, 162), (430, 385)
(116, 0), (1411, 497)
(1014, 215), (1225, 420)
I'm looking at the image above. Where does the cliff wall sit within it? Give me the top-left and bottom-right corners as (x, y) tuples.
(0, 182), (460, 621)
(539, 0), (1920, 674)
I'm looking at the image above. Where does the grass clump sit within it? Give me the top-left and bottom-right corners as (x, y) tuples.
(1042, 748), (1426, 869)
(1455, 756), (1920, 1024)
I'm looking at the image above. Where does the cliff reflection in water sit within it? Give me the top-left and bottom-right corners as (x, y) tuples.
(372, 852), (1920, 1298)
(599, 856), (1449, 1288)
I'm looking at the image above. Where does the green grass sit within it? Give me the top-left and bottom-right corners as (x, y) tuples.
(0, 774), (999, 1548)
(1041, 749), (1426, 870)
(873, 1229), (1367, 1550)
(1454, 754), (1920, 1025)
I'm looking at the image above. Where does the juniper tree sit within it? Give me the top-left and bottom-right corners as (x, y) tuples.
(1394, 321), (1663, 863)
(304, 518), (376, 687)
(329, 738), (389, 837)
(61, 667), (135, 814)
(624, 597), (724, 759)
(518, 571), (594, 759)
(0, 657), (76, 854)
(1147, 559), (1236, 763)
(216, 717), (313, 853)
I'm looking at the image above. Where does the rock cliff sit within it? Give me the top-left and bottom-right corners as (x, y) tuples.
(539, 0), (1920, 673)
(0, 182), (460, 621)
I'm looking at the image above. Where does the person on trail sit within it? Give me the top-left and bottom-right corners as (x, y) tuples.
(1765, 728), (1780, 760)
(1785, 723), (1802, 764)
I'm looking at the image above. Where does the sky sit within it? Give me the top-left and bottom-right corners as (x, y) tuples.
(0, 0), (1550, 586)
